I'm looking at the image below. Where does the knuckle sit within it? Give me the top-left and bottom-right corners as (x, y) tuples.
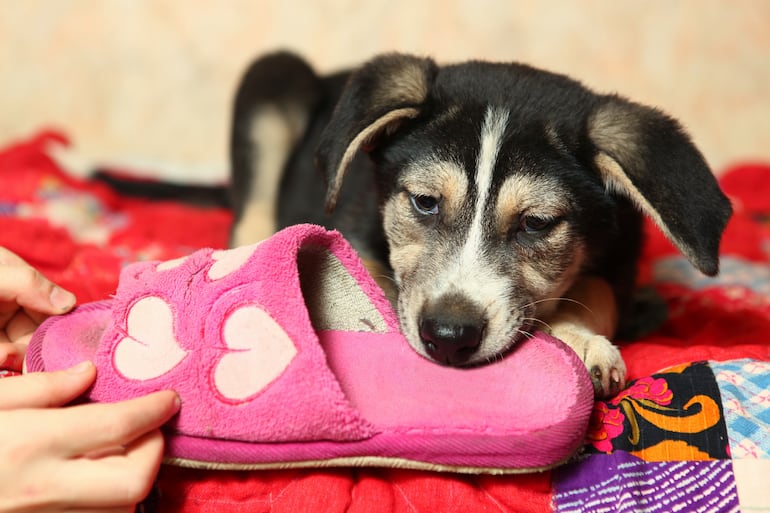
(14, 265), (38, 287)
(13, 266), (52, 300)
(24, 265), (53, 292)
(101, 415), (133, 442)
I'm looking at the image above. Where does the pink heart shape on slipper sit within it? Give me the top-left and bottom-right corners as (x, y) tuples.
(209, 243), (259, 281)
(114, 296), (188, 381)
(156, 255), (189, 272)
(213, 305), (297, 402)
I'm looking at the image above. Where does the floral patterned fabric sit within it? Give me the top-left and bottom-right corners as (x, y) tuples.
(586, 362), (729, 460)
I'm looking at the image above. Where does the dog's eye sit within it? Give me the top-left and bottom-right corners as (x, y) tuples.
(519, 215), (555, 234)
(409, 194), (440, 216)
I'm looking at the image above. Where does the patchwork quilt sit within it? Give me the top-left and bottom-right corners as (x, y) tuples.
(1, 131), (768, 512)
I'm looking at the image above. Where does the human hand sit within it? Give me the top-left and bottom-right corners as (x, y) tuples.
(0, 361), (180, 512)
(0, 247), (76, 370)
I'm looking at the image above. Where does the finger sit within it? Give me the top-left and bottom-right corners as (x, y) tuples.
(5, 309), (38, 344)
(0, 264), (76, 320)
(55, 430), (165, 509)
(67, 508), (134, 513)
(0, 246), (27, 266)
(54, 391), (180, 457)
(0, 361), (96, 409)
(22, 307), (53, 326)
(0, 402), (172, 512)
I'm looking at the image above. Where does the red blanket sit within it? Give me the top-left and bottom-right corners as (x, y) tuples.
(2, 131), (768, 512)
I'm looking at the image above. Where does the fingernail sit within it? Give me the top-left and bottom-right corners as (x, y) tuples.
(173, 393), (182, 410)
(50, 286), (76, 311)
(67, 360), (94, 374)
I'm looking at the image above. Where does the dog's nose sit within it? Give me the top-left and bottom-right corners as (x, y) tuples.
(418, 294), (486, 367)
(419, 318), (484, 364)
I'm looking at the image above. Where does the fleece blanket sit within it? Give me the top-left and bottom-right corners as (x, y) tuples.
(1, 131), (769, 512)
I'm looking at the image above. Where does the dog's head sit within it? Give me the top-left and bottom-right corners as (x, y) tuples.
(316, 54), (732, 366)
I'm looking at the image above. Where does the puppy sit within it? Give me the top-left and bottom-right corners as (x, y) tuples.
(229, 51), (732, 397)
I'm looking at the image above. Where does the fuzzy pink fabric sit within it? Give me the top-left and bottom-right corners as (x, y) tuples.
(27, 224), (593, 471)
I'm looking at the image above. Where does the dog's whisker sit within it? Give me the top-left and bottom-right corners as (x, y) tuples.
(521, 317), (553, 332)
(374, 273), (397, 285)
(521, 297), (594, 316)
(515, 328), (536, 340)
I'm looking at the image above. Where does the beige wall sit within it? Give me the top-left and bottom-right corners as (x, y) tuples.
(1, 0), (767, 182)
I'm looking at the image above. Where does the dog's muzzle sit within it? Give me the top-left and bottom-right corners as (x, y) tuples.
(418, 294), (486, 366)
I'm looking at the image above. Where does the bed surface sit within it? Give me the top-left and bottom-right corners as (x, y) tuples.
(2, 131), (768, 512)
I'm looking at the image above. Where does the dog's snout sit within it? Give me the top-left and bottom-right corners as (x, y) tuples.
(419, 318), (484, 364)
(419, 295), (486, 366)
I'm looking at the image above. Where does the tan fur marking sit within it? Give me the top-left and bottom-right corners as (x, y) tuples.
(546, 276), (618, 339)
(588, 102), (642, 165)
(544, 124), (568, 152)
(231, 104), (307, 247)
(230, 202), (275, 247)
(520, 262), (554, 298)
(593, 152), (680, 252)
(494, 175), (565, 235)
(374, 67), (430, 111)
(382, 194), (425, 282)
(519, 230), (586, 310)
(441, 172), (466, 213)
(328, 107), (420, 208)
(361, 257), (397, 305)
(249, 105), (307, 206)
(400, 159), (468, 223)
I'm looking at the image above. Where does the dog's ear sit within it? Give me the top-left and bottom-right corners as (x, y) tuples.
(588, 95), (732, 276)
(316, 53), (437, 211)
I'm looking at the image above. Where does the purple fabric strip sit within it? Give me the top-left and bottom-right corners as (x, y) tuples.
(553, 452), (739, 513)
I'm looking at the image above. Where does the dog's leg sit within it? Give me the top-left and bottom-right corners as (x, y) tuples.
(230, 104), (298, 246)
(229, 52), (322, 248)
(547, 276), (626, 398)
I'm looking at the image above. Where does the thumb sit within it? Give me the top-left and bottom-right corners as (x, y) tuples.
(0, 361), (96, 410)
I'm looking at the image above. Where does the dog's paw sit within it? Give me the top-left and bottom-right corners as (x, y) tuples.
(550, 324), (627, 398)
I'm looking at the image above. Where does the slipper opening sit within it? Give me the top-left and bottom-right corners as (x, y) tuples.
(297, 244), (388, 334)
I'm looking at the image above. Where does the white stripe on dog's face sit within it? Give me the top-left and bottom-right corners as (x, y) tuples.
(423, 107), (517, 356)
(464, 107), (510, 269)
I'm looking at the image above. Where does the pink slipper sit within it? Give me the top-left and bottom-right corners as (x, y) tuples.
(26, 224), (593, 473)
